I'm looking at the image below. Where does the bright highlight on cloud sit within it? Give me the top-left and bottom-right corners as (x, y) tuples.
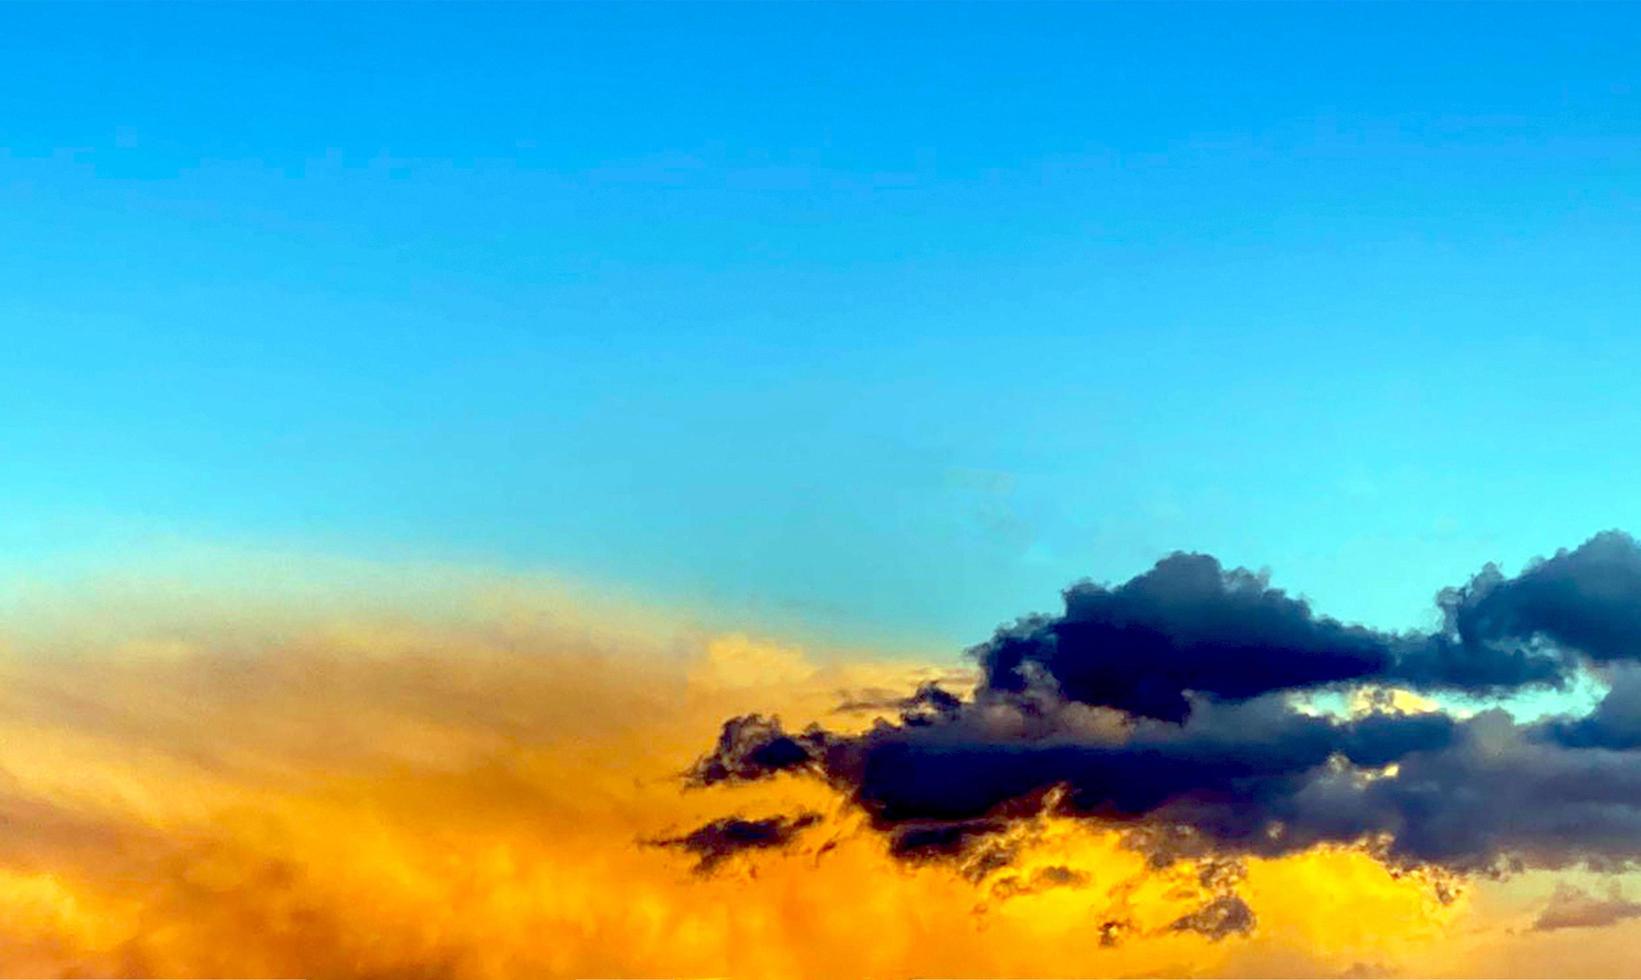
(1, 540), (1639, 977)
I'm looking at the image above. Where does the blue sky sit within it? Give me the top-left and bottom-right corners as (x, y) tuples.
(4, 3), (1641, 652)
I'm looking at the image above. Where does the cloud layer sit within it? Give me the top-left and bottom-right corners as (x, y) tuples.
(5, 544), (1641, 977)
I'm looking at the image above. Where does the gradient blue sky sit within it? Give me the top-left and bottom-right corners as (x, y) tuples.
(4, 3), (1641, 652)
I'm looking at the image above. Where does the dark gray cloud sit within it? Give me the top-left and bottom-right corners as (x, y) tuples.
(973, 544), (1580, 724)
(1442, 531), (1641, 667)
(683, 533), (1641, 876)
(684, 714), (833, 787)
(1544, 666), (1641, 750)
(831, 682), (964, 726)
(974, 553), (1397, 722)
(647, 811), (821, 874)
(887, 818), (1010, 860)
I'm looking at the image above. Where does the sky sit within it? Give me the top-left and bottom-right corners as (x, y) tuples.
(7, 5), (1641, 977)
(6, 3), (1641, 653)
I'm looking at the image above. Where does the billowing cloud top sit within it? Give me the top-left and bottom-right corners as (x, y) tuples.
(686, 531), (1641, 876)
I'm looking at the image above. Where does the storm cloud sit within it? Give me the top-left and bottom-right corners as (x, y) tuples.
(686, 532), (1641, 875)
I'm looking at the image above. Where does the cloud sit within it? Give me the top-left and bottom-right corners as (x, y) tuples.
(1533, 883), (1641, 932)
(688, 532), (1641, 874)
(990, 863), (1091, 900)
(5, 542), (1638, 977)
(973, 552), (1400, 723)
(0, 574), (954, 978)
(684, 713), (835, 786)
(1172, 894), (1257, 941)
(972, 544), (1580, 725)
(1442, 530), (1641, 667)
(1, 589), (1461, 979)
(648, 812), (822, 874)
(1544, 665), (1641, 749)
